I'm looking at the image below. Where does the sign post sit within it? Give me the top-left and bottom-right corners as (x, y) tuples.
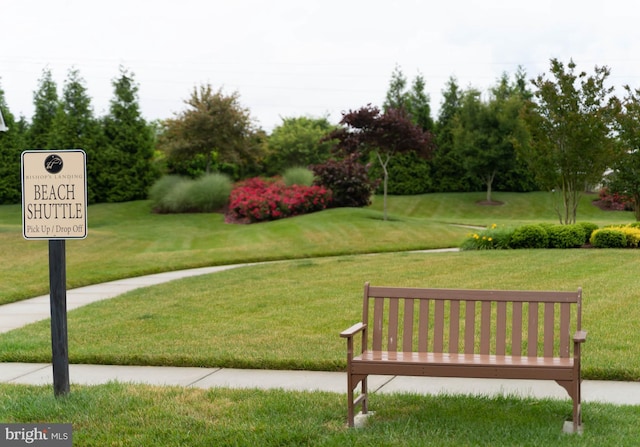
(21, 150), (87, 396)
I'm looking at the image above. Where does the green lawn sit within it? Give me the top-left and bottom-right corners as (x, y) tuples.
(1, 192), (639, 444)
(1, 383), (639, 446)
(1, 249), (639, 381)
(0, 192), (632, 305)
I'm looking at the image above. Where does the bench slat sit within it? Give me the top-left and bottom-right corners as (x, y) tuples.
(403, 299), (414, 352)
(366, 286), (579, 303)
(356, 351), (574, 367)
(434, 300), (445, 352)
(418, 299), (429, 351)
(352, 351), (575, 380)
(480, 301), (491, 355)
(373, 297), (384, 351)
(464, 301), (475, 354)
(496, 301), (507, 356)
(528, 302), (539, 357)
(560, 302), (570, 358)
(449, 301), (460, 353)
(512, 302), (523, 356)
(544, 302), (555, 357)
(388, 299), (399, 351)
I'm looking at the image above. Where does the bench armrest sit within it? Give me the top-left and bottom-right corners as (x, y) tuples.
(573, 330), (587, 343)
(340, 322), (366, 338)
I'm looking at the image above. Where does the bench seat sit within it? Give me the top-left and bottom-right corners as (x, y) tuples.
(352, 351), (575, 380)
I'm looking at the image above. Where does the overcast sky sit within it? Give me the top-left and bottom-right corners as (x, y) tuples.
(2, 0), (640, 131)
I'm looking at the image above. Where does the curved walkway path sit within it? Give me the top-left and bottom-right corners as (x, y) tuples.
(1, 253), (639, 406)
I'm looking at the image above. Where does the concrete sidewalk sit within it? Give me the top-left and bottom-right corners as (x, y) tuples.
(2, 362), (640, 406)
(1, 260), (640, 406)
(0, 264), (248, 334)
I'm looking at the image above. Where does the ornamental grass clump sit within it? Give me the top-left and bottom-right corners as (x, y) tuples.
(282, 167), (315, 187)
(228, 177), (332, 223)
(149, 174), (232, 213)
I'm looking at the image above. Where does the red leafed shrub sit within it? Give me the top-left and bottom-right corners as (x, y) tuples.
(598, 187), (634, 211)
(227, 177), (332, 223)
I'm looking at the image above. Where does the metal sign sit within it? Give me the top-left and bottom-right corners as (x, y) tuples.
(21, 150), (88, 240)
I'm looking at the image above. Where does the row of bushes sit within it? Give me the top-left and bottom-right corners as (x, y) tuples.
(462, 222), (640, 250)
(149, 168), (333, 223)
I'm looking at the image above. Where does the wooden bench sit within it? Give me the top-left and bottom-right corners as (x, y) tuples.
(340, 283), (586, 432)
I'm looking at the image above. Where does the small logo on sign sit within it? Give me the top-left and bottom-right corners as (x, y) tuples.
(44, 154), (63, 174)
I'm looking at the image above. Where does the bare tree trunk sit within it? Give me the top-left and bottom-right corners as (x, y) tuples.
(376, 152), (391, 221)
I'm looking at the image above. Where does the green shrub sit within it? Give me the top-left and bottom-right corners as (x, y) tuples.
(187, 174), (232, 212)
(283, 167), (315, 187)
(509, 224), (549, 249)
(161, 180), (193, 213)
(311, 154), (377, 208)
(590, 229), (627, 248)
(228, 177), (332, 223)
(547, 224), (586, 249)
(606, 225), (640, 248)
(370, 151), (432, 195)
(461, 224), (513, 250)
(149, 176), (190, 213)
(149, 174), (232, 213)
(577, 222), (599, 244)
(149, 175), (184, 206)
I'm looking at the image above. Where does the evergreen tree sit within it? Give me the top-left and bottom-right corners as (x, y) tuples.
(431, 76), (474, 192)
(383, 65), (409, 111)
(0, 85), (24, 204)
(50, 68), (104, 202)
(407, 74), (434, 131)
(383, 66), (433, 131)
(28, 68), (59, 148)
(452, 73), (536, 202)
(99, 67), (157, 202)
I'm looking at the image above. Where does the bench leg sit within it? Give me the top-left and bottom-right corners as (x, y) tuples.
(347, 373), (368, 427)
(556, 379), (582, 433)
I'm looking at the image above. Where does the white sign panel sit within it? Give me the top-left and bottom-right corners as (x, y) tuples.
(21, 150), (88, 240)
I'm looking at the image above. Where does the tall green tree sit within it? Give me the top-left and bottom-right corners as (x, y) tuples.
(432, 76), (473, 192)
(159, 84), (263, 179)
(383, 66), (433, 131)
(0, 85), (24, 204)
(606, 85), (640, 220)
(383, 65), (409, 111)
(28, 68), (59, 148)
(519, 58), (620, 224)
(50, 68), (104, 202)
(453, 73), (533, 202)
(407, 74), (434, 131)
(265, 116), (336, 176)
(98, 67), (157, 202)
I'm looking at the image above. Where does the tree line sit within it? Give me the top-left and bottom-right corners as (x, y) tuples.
(1, 58), (639, 223)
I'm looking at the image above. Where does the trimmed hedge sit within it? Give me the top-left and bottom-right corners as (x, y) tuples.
(590, 229), (627, 248)
(546, 224), (585, 249)
(509, 224), (548, 249)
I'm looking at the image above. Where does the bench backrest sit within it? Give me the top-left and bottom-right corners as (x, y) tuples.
(362, 283), (582, 358)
